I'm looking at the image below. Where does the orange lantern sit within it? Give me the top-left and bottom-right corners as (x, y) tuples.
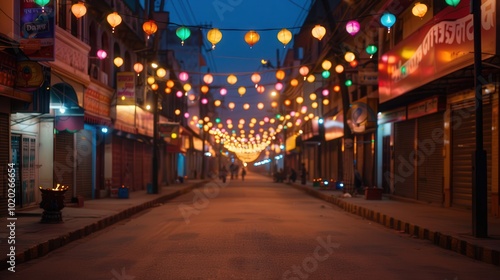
(290, 79), (299, 87)
(143, 20), (158, 39)
(277, 28), (292, 47)
(251, 73), (261, 84)
(106, 12), (122, 33)
(275, 70), (285, 80)
(256, 85), (265, 93)
(244, 30), (260, 48)
(299, 66), (309, 78)
(71, 2), (87, 19)
(133, 62), (143, 75)
(227, 74), (237, 85)
(203, 73), (214, 84)
(344, 51), (356, 62)
(412, 2), (428, 18)
(201, 85), (209, 94)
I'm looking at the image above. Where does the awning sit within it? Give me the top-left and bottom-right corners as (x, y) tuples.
(55, 115), (84, 132)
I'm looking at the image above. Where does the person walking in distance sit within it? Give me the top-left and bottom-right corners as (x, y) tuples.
(300, 163), (307, 185)
(241, 167), (247, 181)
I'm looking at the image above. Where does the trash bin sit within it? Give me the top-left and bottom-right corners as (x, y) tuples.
(118, 186), (129, 198)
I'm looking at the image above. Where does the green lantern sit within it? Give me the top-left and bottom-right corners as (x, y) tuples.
(445, 0), (460, 7)
(365, 45), (378, 58)
(345, 79), (353, 87)
(34, 0), (50, 7)
(321, 70), (330, 79)
(176, 26), (191, 46)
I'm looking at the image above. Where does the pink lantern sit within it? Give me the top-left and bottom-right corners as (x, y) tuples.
(275, 82), (283, 91)
(322, 89), (329, 96)
(346, 20), (360, 36)
(201, 98), (208, 104)
(220, 88), (227, 96)
(97, 49), (107, 60)
(184, 112), (189, 119)
(176, 91), (183, 98)
(178, 72), (189, 82)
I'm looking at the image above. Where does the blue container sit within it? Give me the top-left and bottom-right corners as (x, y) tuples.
(147, 183), (153, 194)
(118, 187), (129, 198)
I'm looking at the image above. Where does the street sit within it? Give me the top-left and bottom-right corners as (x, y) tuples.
(2, 173), (499, 280)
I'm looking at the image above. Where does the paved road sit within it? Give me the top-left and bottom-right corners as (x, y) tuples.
(2, 173), (499, 280)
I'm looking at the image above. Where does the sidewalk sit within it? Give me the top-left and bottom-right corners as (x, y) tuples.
(1, 180), (209, 271)
(289, 182), (500, 267)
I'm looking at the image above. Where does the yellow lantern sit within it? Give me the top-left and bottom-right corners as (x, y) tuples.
(244, 30), (260, 48)
(207, 28), (222, 49)
(113, 57), (124, 67)
(201, 85), (209, 94)
(147, 76), (155, 85)
(312, 102), (318, 109)
(156, 67), (167, 78)
(238, 86), (246, 96)
(307, 74), (315, 83)
(284, 99), (291, 106)
(277, 28), (292, 47)
(203, 73), (213, 84)
(290, 79), (299, 87)
(227, 74), (237, 85)
(243, 103), (250, 110)
(71, 2), (87, 19)
(309, 93), (317, 100)
(335, 64), (344, 73)
(271, 101), (278, 108)
(323, 99), (330, 105)
(151, 83), (159, 91)
(183, 83), (192, 92)
(166, 80), (174, 88)
(321, 60), (332, 70)
(257, 103), (264, 110)
(214, 100), (222, 107)
(228, 102), (235, 110)
(344, 51), (356, 62)
(296, 96), (304, 104)
(251, 73), (261, 84)
(174, 109), (181, 115)
(143, 20), (158, 38)
(311, 25), (326, 40)
(106, 12), (122, 33)
(164, 88), (171, 94)
(275, 70), (285, 80)
(412, 2), (428, 18)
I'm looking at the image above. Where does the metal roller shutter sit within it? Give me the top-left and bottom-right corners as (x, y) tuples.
(134, 141), (144, 191)
(416, 113), (444, 203)
(54, 131), (75, 191)
(112, 136), (122, 188)
(451, 103), (492, 209)
(76, 129), (93, 199)
(394, 119), (416, 198)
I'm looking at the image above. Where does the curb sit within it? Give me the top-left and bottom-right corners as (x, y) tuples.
(289, 183), (500, 267)
(1, 181), (208, 271)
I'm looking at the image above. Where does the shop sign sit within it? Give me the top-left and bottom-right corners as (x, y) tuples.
(20, 0), (55, 61)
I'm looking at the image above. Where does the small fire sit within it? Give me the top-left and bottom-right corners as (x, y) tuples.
(39, 184), (69, 191)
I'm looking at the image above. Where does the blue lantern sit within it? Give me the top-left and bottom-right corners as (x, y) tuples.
(380, 13), (396, 33)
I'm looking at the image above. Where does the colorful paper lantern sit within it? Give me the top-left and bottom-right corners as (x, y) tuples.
(156, 67), (167, 78)
(238, 86), (246, 96)
(311, 25), (326, 41)
(380, 13), (396, 33)
(251, 73), (261, 84)
(256, 85), (265, 93)
(299, 66), (309, 77)
(321, 70), (330, 79)
(412, 3), (428, 18)
(276, 70), (285, 80)
(346, 20), (360, 36)
(179, 72), (189, 82)
(113, 57), (123, 67)
(107, 12), (122, 33)
(220, 88), (227, 96)
(71, 2), (87, 19)
(133, 63), (143, 75)
(176, 26), (191, 46)
(203, 73), (213, 84)
(227, 74), (237, 85)
(366, 45), (378, 58)
(244, 30), (260, 48)
(207, 28), (222, 49)
(344, 51), (355, 62)
(335, 64), (344, 73)
(143, 20), (158, 39)
(277, 28), (293, 47)
(445, 0), (460, 7)
(97, 49), (107, 60)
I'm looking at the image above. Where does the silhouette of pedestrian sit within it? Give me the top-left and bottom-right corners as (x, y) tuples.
(300, 163), (307, 185)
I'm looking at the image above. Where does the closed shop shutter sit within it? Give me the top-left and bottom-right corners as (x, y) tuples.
(363, 133), (374, 187)
(0, 114), (10, 217)
(416, 113), (444, 203)
(54, 131), (75, 190)
(143, 144), (152, 190)
(134, 142), (144, 191)
(394, 119), (416, 198)
(112, 136), (122, 188)
(76, 129), (93, 199)
(451, 103), (492, 209)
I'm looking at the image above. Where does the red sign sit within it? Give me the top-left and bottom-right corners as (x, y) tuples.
(379, 0), (497, 103)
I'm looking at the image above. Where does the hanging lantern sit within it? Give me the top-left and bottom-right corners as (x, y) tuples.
(113, 57), (124, 67)
(290, 79), (299, 87)
(151, 83), (159, 91)
(335, 64), (344, 73)
(143, 20), (158, 39)
(277, 28), (293, 47)
(179, 72), (189, 82)
(166, 80), (174, 88)
(366, 45), (378, 58)
(306, 74), (315, 83)
(380, 13), (396, 33)
(346, 20), (360, 36)
(183, 83), (192, 92)
(201, 98), (208, 105)
(176, 26), (191, 46)
(309, 93), (317, 101)
(322, 89), (329, 97)
(165, 88), (172, 94)
(207, 28), (222, 49)
(256, 85), (265, 93)
(299, 66), (309, 77)
(244, 30), (260, 48)
(276, 70), (285, 80)
(156, 67), (167, 78)
(296, 96), (304, 104)
(97, 49), (107, 60)
(227, 74), (237, 85)
(228, 102), (235, 110)
(445, 0), (460, 7)
(176, 91), (183, 98)
(271, 101), (278, 108)
(284, 99), (291, 106)
(238, 86), (246, 96)
(311, 25), (326, 41)
(321, 60), (332, 71)
(251, 73), (261, 84)
(203, 73), (213, 84)
(107, 12), (122, 33)
(214, 100), (222, 107)
(321, 70), (330, 79)
(220, 88), (227, 96)
(147, 76), (155, 85)
(412, 3), (428, 18)
(275, 82), (283, 91)
(201, 85), (209, 94)
(333, 85), (340, 92)
(71, 2), (87, 19)
(133, 63), (144, 75)
(34, 0), (49, 11)
(345, 79), (353, 86)
(350, 60), (358, 68)
(344, 51), (355, 62)
(243, 103), (250, 110)
(257, 103), (264, 110)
